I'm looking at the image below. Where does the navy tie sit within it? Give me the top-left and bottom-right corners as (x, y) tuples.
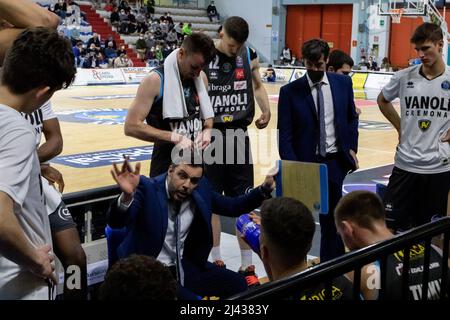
(173, 203), (184, 286)
(315, 82), (327, 157)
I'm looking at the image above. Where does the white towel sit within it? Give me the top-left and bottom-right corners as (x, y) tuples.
(162, 48), (214, 120)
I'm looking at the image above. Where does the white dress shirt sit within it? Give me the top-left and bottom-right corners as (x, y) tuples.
(307, 72), (338, 154)
(118, 178), (195, 267)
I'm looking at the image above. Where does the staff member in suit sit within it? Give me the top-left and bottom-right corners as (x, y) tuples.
(107, 155), (276, 299)
(277, 39), (359, 262)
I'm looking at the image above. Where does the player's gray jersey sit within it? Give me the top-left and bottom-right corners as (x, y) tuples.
(382, 65), (450, 174)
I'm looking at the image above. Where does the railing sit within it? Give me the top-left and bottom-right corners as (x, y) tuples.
(63, 185), (120, 243)
(229, 217), (450, 300)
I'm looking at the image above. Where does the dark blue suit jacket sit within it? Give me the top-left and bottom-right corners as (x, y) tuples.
(277, 73), (359, 170)
(107, 174), (266, 269)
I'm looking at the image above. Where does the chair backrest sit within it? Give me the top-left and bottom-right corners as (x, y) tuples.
(105, 225), (128, 267)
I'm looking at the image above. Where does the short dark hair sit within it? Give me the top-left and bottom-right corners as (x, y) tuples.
(260, 197), (315, 264)
(302, 39), (330, 62)
(171, 148), (204, 172)
(181, 32), (216, 65)
(223, 16), (249, 44)
(2, 27), (76, 94)
(327, 49), (354, 70)
(99, 255), (177, 300)
(335, 190), (385, 231)
(411, 22), (443, 44)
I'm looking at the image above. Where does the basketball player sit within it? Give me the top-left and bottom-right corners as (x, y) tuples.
(0, 27), (76, 299)
(204, 16), (271, 286)
(377, 22), (450, 232)
(22, 101), (87, 300)
(335, 190), (450, 300)
(124, 33), (216, 177)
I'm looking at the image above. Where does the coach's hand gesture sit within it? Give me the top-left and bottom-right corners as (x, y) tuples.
(111, 156), (141, 199)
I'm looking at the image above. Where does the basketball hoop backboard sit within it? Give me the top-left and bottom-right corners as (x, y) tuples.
(378, 0), (428, 18)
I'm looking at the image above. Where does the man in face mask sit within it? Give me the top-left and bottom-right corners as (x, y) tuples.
(277, 38), (359, 263)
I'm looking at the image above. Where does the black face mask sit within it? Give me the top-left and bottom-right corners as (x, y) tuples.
(307, 69), (324, 83)
(342, 71), (351, 75)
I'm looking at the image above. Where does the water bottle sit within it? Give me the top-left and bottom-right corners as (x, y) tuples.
(236, 213), (261, 254)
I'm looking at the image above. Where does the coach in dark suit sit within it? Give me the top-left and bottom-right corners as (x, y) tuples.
(107, 157), (275, 299)
(277, 39), (359, 262)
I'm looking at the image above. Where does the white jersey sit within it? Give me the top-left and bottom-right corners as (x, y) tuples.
(382, 65), (450, 174)
(21, 100), (56, 148)
(0, 104), (53, 299)
(21, 101), (61, 216)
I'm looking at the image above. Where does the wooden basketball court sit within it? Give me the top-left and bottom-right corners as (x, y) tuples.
(49, 82), (399, 194)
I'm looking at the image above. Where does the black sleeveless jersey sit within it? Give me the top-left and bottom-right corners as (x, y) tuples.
(146, 66), (202, 177)
(296, 275), (354, 300)
(204, 46), (256, 130)
(383, 243), (449, 300)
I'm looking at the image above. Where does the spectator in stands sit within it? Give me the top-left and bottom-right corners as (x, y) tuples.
(87, 33), (101, 51)
(86, 42), (99, 56)
(72, 41), (85, 67)
(358, 56), (370, 70)
(166, 28), (178, 46)
(104, 41), (118, 65)
(117, 44), (127, 56)
(160, 12), (174, 27)
(104, 0), (115, 12)
(335, 190), (450, 300)
(107, 156), (276, 299)
(144, 31), (156, 51)
(247, 197), (353, 300)
(135, 33), (147, 60)
(0, 27), (76, 300)
(290, 54), (301, 66)
(135, 8), (148, 33)
(110, 5), (120, 27)
(145, 0), (156, 15)
(114, 53), (133, 68)
(263, 64), (276, 82)
(65, 0), (81, 26)
(175, 22), (184, 41)
(54, 0), (67, 20)
(146, 46), (158, 67)
(0, 0), (60, 65)
(327, 50), (354, 75)
(99, 255), (177, 300)
(98, 52), (109, 68)
(104, 34), (117, 50)
(119, 0), (131, 12)
(127, 9), (137, 34)
(162, 43), (172, 60)
(281, 45), (292, 65)
(83, 50), (100, 68)
(368, 56), (378, 71)
(69, 27), (81, 46)
(182, 23), (193, 36)
(154, 44), (163, 63)
(380, 57), (391, 71)
(119, 8), (130, 34)
(160, 19), (169, 38)
(207, 1), (220, 22)
(153, 25), (164, 41)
